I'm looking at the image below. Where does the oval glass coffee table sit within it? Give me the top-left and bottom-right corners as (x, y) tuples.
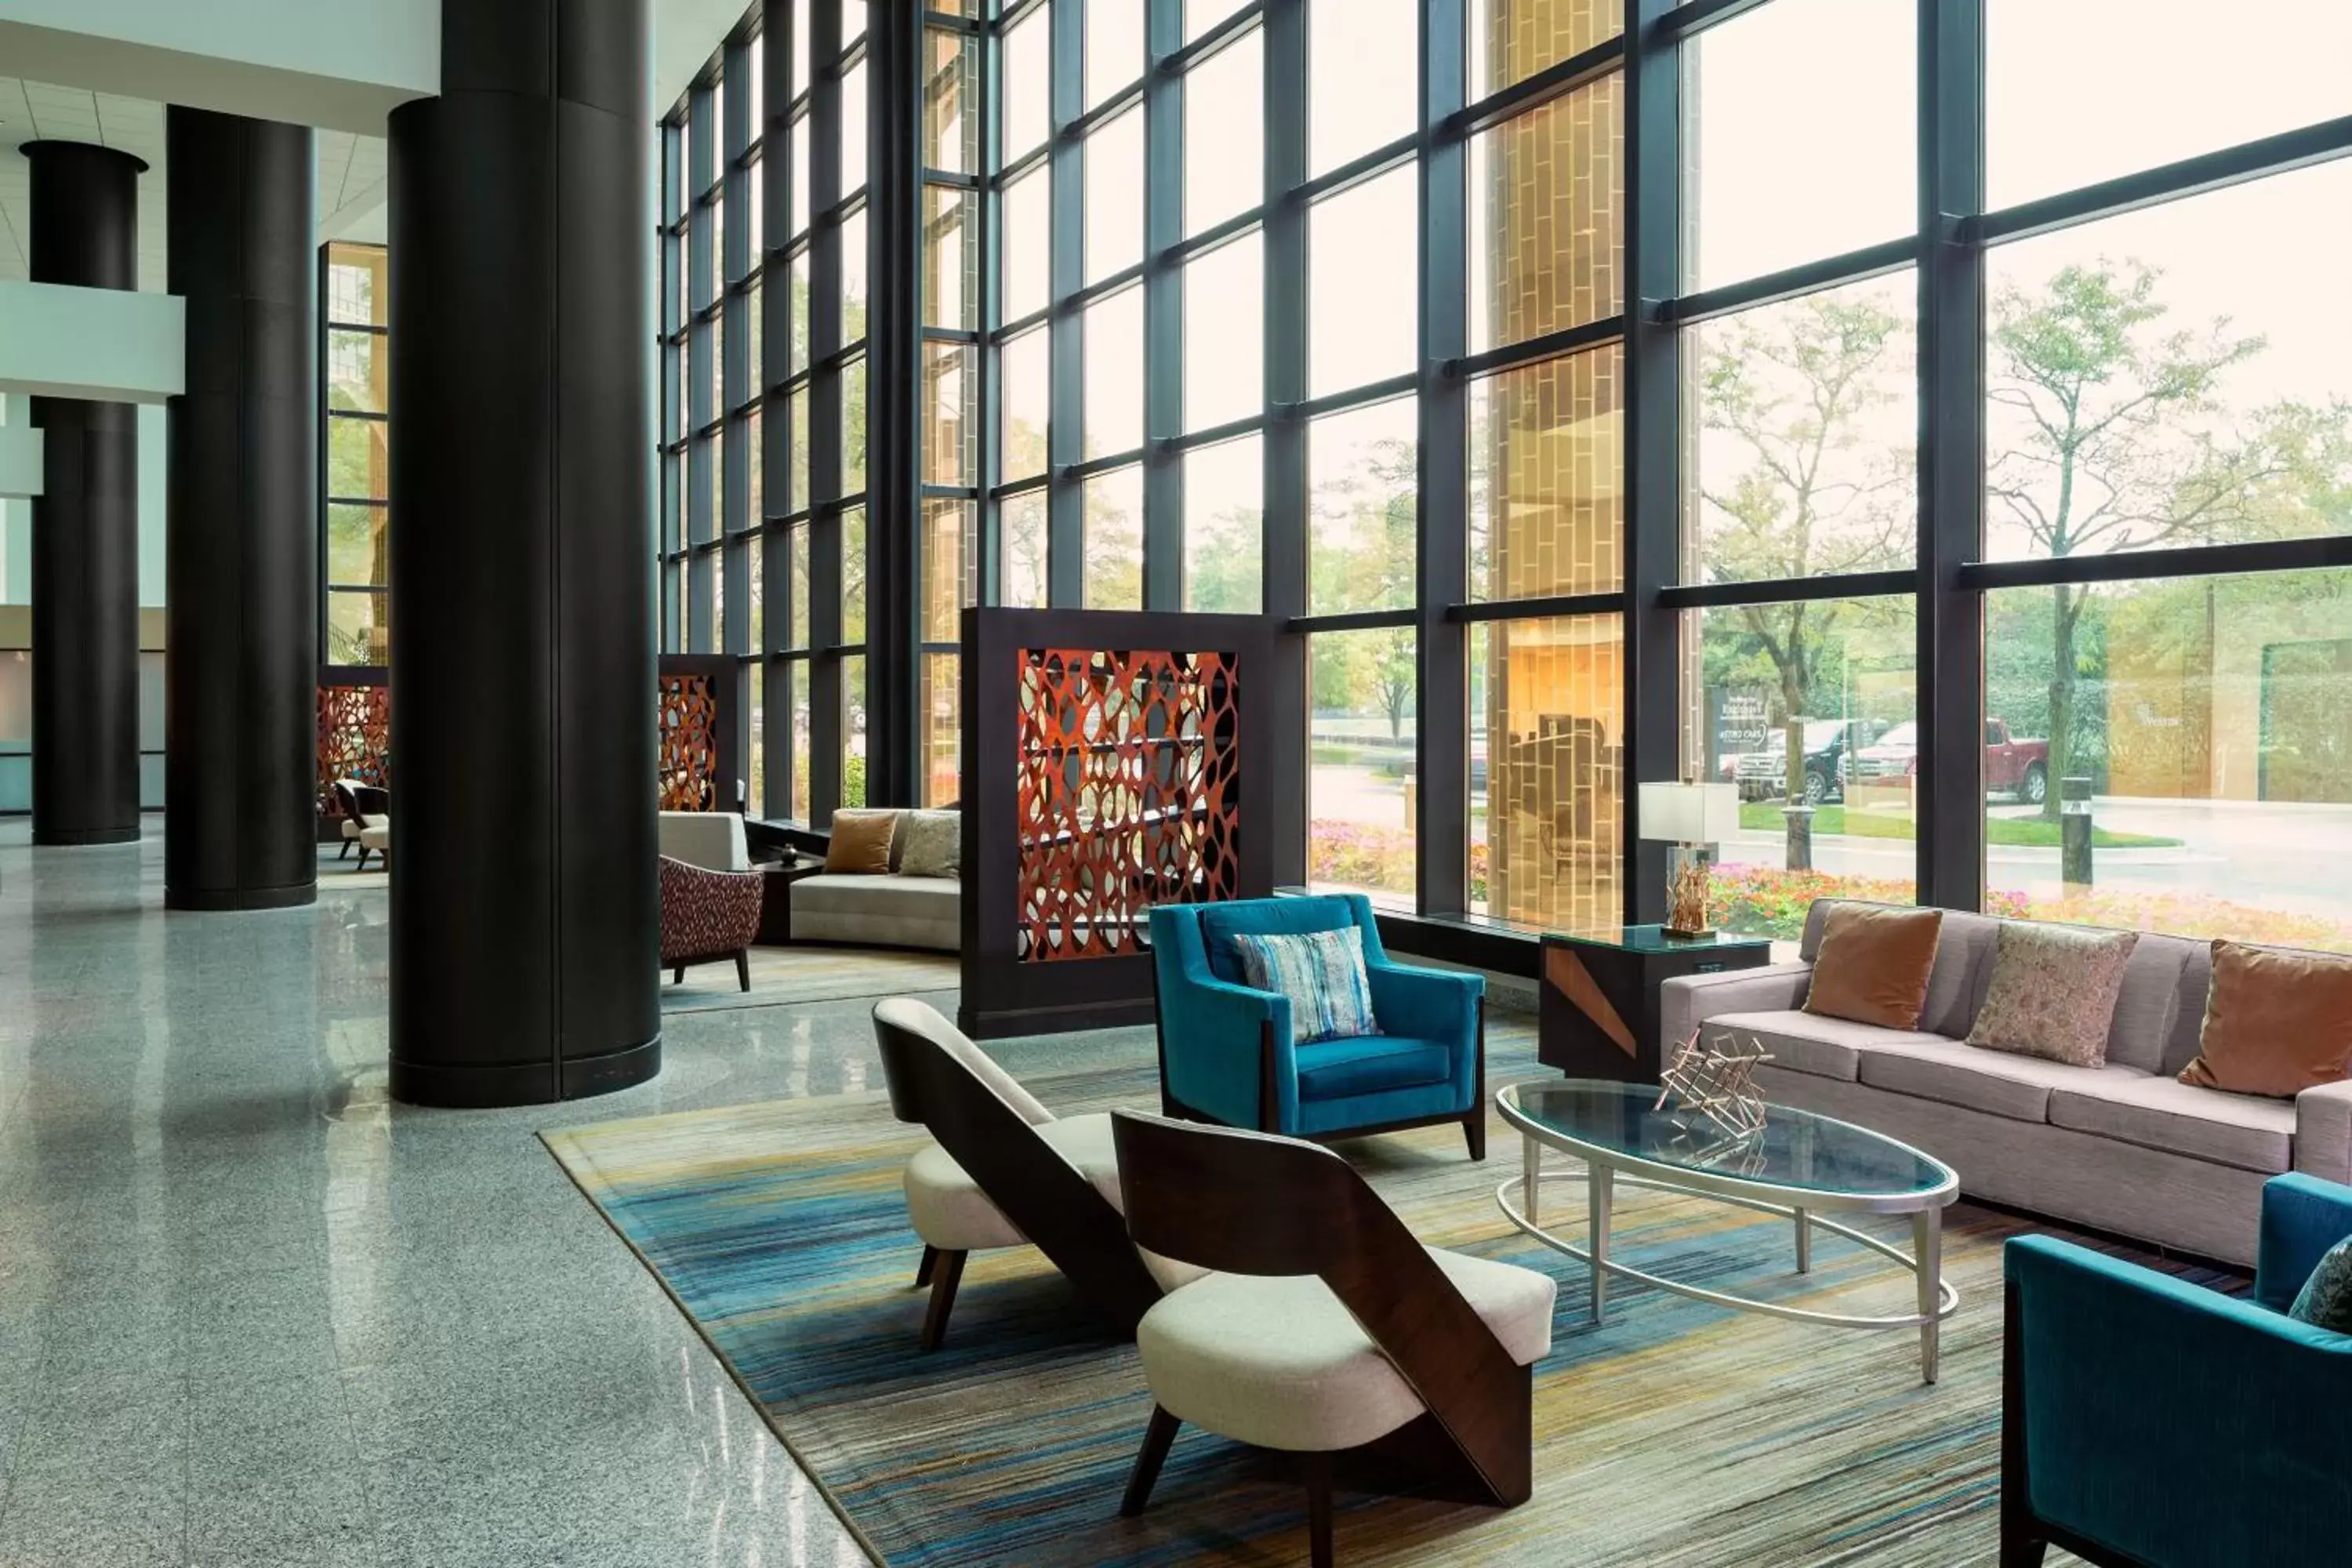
(1495, 1079), (1960, 1383)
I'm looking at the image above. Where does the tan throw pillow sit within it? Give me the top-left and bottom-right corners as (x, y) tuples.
(2178, 940), (2352, 1098)
(824, 809), (898, 875)
(1803, 904), (1944, 1029)
(898, 809), (960, 879)
(1966, 922), (2140, 1067)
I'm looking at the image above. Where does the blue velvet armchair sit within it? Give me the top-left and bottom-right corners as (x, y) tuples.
(1148, 895), (1487, 1159)
(2002, 1173), (2352, 1568)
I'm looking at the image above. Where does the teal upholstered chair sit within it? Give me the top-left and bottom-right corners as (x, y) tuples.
(2002, 1173), (2352, 1568)
(1148, 895), (1486, 1159)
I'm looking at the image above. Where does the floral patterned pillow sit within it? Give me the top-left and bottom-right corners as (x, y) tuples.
(2290, 1237), (2352, 1335)
(1965, 922), (2140, 1067)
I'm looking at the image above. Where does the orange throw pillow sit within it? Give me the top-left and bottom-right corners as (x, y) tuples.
(2177, 940), (2352, 1098)
(1804, 904), (1945, 1030)
(824, 810), (898, 875)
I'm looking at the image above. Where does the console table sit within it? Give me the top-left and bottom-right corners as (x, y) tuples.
(1538, 924), (1772, 1083)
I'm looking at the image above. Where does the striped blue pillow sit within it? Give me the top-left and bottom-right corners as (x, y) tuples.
(1231, 927), (1381, 1045)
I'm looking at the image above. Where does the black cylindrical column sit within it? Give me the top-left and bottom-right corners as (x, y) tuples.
(25, 141), (145, 847)
(386, 0), (660, 1105)
(164, 109), (320, 912)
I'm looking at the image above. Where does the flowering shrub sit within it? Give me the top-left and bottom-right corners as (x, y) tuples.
(1308, 821), (1488, 900)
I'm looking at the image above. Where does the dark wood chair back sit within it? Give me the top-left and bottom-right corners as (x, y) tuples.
(1112, 1109), (1535, 1505)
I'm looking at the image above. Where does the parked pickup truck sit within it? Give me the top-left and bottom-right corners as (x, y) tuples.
(1852, 719), (2050, 804)
(1724, 719), (1876, 805)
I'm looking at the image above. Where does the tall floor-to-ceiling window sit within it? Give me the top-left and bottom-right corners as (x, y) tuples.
(322, 241), (390, 665)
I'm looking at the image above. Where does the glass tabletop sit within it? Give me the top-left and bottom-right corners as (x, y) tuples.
(1542, 924), (1773, 955)
(1499, 1080), (1954, 1201)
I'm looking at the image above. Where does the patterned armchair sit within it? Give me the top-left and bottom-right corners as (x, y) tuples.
(659, 854), (764, 991)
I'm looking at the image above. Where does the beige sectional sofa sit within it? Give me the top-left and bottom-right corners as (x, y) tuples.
(1661, 899), (2352, 1265)
(790, 811), (958, 953)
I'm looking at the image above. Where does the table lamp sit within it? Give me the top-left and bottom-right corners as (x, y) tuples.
(1638, 779), (1740, 938)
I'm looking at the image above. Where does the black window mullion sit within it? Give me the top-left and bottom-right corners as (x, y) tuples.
(809, 0), (847, 822)
(762, 0), (793, 815)
(1416, 0), (1468, 918)
(1142, 0), (1185, 611)
(1262, 0), (1309, 887)
(1046, 0), (1087, 607)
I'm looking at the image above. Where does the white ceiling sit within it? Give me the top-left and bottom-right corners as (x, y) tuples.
(0, 78), (387, 293)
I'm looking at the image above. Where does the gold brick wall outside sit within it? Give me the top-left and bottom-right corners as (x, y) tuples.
(1479, 0), (1627, 928)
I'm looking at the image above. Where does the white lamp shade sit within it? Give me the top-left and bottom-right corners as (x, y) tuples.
(1638, 781), (1740, 844)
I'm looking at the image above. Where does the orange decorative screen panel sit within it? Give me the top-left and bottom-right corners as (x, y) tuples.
(658, 673), (721, 811)
(1014, 647), (1241, 961)
(317, 684), (390, 811)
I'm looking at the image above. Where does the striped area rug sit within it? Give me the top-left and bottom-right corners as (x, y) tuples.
(661, 946), (960, 1013)
(544, 1050), (2205, 1566)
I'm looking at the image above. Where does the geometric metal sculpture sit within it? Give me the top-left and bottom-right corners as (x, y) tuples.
(1654, 1028), (1774, 1136)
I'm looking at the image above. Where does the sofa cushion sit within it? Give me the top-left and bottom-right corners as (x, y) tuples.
(1294, 1036), (1453, 1101)
(1200, 896), (1356, 985)
(2179, 940), (2352, 1099)
(1966, 922), (2140, 1067)
(2102, 932), (2194, 1075)
(2161, 939), (2217, 1077)
(1700, 1009), (1953, 1084)
(792, 873), (960, 918)
(898, 809), (960, 878)
(1799, 899), (1994, 1037)
(1857, 1038), (2147, 1123)
(656, 809), (749, 872)
(2288, 1238), (2352, 1334)
(2047, 1076), (2296, 1175)
(825, 809), (898, 873)
(1234, 927), (1380, 1045)
(1804, 905), (1944, 1029)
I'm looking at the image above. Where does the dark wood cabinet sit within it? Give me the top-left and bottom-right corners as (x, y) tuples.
(1538, 925), (1773, 1083)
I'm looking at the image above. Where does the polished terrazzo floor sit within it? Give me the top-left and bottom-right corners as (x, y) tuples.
(0, 818), (978, 1566)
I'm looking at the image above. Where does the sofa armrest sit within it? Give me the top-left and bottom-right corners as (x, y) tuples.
(1659, 961), (1813, 1047)
(2294, 1080), (2352, 1186)
(2256, 1171), (2352, 1313)
(2006, 1234), (2352, 1562)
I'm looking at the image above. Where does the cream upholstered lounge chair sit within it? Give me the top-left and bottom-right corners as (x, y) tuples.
(1110, 1110), (1555, 1568)
(871, 998), (1188, 1351)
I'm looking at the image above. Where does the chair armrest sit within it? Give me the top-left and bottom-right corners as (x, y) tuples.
(2295, 1080), (2352, 1186)
(1161, 971), (1298, 1130)
(1658, 961), (1813, 1047)
(2006, 1234), (2352, 1561)
(1363, 960), (1480, 1044)
(2256, 1171), (2352, 1312)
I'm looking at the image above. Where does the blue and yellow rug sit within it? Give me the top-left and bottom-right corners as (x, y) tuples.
(544, 1046), (2207, 1566)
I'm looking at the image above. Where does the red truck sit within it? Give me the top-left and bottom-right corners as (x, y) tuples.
(1852, 719), (2050, 804)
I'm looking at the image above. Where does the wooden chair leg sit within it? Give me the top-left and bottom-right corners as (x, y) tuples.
(338, 840), (353, 860)
(735, 948), (751, 991)
(1304, 1450), (1334, 1568)
(672, 964), (685, 984)
(920, 1248), (967, 1352)
(1463, 1109), (1486, 1162)
(1120, 1406), (1181, 1518)
(915, 1244), (938, 1288)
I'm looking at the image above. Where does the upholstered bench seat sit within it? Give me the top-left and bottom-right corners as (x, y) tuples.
(904, 1111), (1122, 1252)
(1134, 1247), (1555, 1453)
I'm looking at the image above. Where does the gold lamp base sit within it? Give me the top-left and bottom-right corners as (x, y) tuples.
(1664, 844), (1714, 938)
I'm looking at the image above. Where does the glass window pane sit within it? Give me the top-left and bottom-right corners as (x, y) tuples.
(325, 242), (387, 325)
(326, 590), (389, 666)
(1084, 285), (1145, 459)
(1983, 568), (2352, 952)
(787, 246), (811, 373)
(1003, 490), (1049, 608)
(841, 208), (869, 339)
(1309, 168), (1416, 397)
(1471, 0), (1623, 99)
(787, 386), (810, 513)
(841, 60), (868, 194)
(747, 278), (764, 394)
(1308, 0), (1415, 176)
(325, 329), (383, 415)
(1184, 231), (1261, 433)
(1185, 434), (1261, 614)
(1085, 107), (1145, 284)
(1004, 5), (1052, 162)
(788, 522), (811, 648)
(1986, 162), (2352, 562)
(842, 505), (867, 642)
(1468, 73), (1623, 355)
(922, 187), (977, 331)
(788, 660), (812, 822)
(327, 417), (388, 502)
(747, 532), (764, 650)
(791, 0), (811, 100)
(1686, 273), (1917, 585)
(1988, 1), (2352, 210)
(1308, 396), (1416, 616)
(922, 343), (977, 485)
(1472, 616), (1624, 926)
(1185, 0), (1250, 43)
(924, 28), (980, 176)
(1308, 628), (1418, 905)
(1185, 29), (1261, 238)
(712, 198), (727, 296)
(842, 0), (866, 49)
(1003, 165), (1051, 321)
(1001, 325), (1051, 484)
(922, 652), (961, 808)
(707, 427), (724, 541)
(922, 499), (977, 643)
(746, 659), (765, 818)
(1087, 0), (1145, 110)
(1082, 466), (1144, 609)
(841, 652), (868, 808)
(790, 114), (811, 235)
(746, 407), (764, 522)
(842, 354), (867, 492)
(1686, 0), (1915, 292)
(326, 504), (388, 588)
(1687, 597), (1919, 927)
(748, 155), (764, 255)
(1469, 343), (1624, 601)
